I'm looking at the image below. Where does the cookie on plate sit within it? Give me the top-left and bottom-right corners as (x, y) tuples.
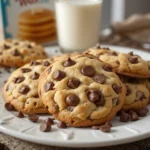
(119, 75), (150, 111)
(0, 39), (47, 67)
(38, 55), (126, 127)
(85, 46), (150, 78)
(3, 59), (52, 114)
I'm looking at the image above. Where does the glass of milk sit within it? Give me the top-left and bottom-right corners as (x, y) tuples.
(55, 0), (103, 52)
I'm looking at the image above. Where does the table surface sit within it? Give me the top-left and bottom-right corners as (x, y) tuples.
(0, 37), (150, 150)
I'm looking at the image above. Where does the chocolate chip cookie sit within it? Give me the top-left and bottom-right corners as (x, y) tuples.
(38, 55), (126, 127)
(119, 75), (150, 111)
(3, 59), (52, 114)
(85, 47), (150, 78)
(0, 39), (47, 67)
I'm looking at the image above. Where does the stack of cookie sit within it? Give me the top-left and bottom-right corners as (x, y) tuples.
(18, 8), (57, 44)
(2, 43), (150, 130)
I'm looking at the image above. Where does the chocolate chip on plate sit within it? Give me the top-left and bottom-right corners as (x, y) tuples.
(21, 68), (32, 73)
(53, 70), (66, 81)
(136, 91), (146, 101)
(66, 94), (79, 106)
(5, 103), (15, 111)
(16, 111), (24, 118)
(30, 72), (40, 80)
(112, 84), (122, 94)
(137, 107), (148, 117)
(128, 110), (139, 121)
(95, 44), (101, 49)
(12, 49), (20, 56)
(63, 57), (76, 67)
(40, 122), (51, 132)
(13, 76), (25, 84)
(28, 114), (39, 122)
(43, 61), (50, 66)
(93, 73), (106, 84)
(120, 111), (130, 122)
(92, 126), (100, 130)
(100, 124), (111, 133)
(19, 85), (30, 94)
(57, 121), (67, 128)
(44, 118), (54, 125)
(128, 56), (138, 64)
(105, 121), (112, 127)
(68, 78), (80, 89)
(81, 66), (95, 77)
(44, 82), (55, 92)
(102, 65), (112, 72)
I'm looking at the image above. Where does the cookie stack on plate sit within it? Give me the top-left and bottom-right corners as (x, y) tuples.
(18, 8), (57, 44)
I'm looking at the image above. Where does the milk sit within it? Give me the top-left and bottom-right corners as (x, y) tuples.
(55, 0), (103, 52)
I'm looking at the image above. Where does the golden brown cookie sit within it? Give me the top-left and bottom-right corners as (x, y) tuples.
(38, 55), (126, 127)
(85, 46), (150, 78)
(3, 59), (52, 114)
(0, 39), (47, 67)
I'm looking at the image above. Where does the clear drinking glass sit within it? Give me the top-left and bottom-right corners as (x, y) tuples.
(55, 0), (103, 52)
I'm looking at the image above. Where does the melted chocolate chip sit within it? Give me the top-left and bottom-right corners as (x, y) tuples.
(28, 114), (39, 122)
(44, 118), (54, 125)
(66, 94), (79, 106)
(21, 68), (32, 73)
(30, 72), (40, 80)
(100, 124), (111, 132)
(53, 70), (66, 81)
(112, 84), (122, 94)
(128, 56), (138, 64)
(19, 85), (30, 94)
(129, 110), (139, 121)
(2, 44), (10, 50)
(43, 61), (50, 66)
(16, 111), (24, 118)
(136, 91), (146, 101)
(120, 111), (130, 122)
(81, 66), (95, 77)
(5, 103), (15, 111)
(67, 78), (80, 89)
(44, 82), (54, 92)
(30, 60), (40, 66)
(40, 122), (51, 132)
(57, 121), (67, 128)
(126, 86), (131, 96)
(93, 73), (106, 84)
(63, 57), (76, 67)
(102, 65), (112, 72)
(13, 76), (25, 84)
(12, 49), (20, 56)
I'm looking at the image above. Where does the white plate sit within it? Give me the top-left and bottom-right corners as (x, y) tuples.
(0, 45), (150, 148)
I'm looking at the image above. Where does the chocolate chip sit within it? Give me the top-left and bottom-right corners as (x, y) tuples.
(92, 126), (100, 130)
(44, 82), (54, 92)
(28, 114), (39, 122)
(67, 106), (74, 112)
(63, 57), (76, 67)
(126, 86), (131, 96)
(86, 89), (101, 102)
(129, 110), (139, 121)
(120, 111), (130, 122)
(105, 121), (112, 127)
(27, 44), (32, 48)
(44, 118), (54, 125)
(13, 76), (25, 84)
(103, 47), (110, 50)
(128, 57), (138, 64)
(81, 66), (95, 77)
(2, 44), (10, 50)
(109, 51), (118, 56)
(137, 108), (148, 117)
(30, 72), (40, 80)
(95, 95), (105, 106)
(116, 60), (120, 65)
(112, 97), (119, 106)
(57, 121), (67, 128)
(16, 111), (24, 118)
(53, 70), (66, 80)
(128, 52), (134, 56)
(143, 107), (149, 113)
(68, 78), (80, 89)
(21, 68), (32, 73)
(136, 91), (146, 101)
(30, 60), (40, 66)
(5, 103), (15, 111)
(33, 95), (39, 98)
(19, 85), (30, 94)
(40, 122), (51, 132)
(95, 44), (101, 49)
(93, 73), (106, 84)
(12, 49), (20, 56)
(102, 65), (112, 72)
(100, 124), (111, 132)
(43, 61), (50, 66)
(112, 84), (122, 94)
(66, 94), (79, 106)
